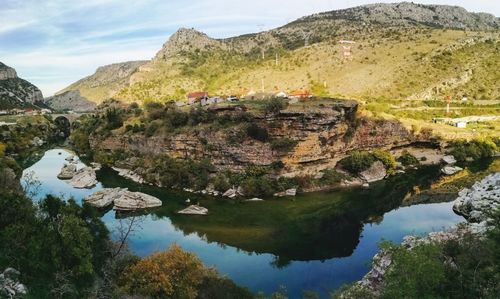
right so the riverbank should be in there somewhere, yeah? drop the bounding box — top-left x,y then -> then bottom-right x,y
338,172 -> 500,298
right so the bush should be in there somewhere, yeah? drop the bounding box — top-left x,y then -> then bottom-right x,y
449,139 -> 497,162
372,149 -> 396,170
241,176 -> 275,197
246,123 -> 269,142
320,169 -> 345,185
264,98 -> 287,114
339,151 -> 375,173
398,151 -> 420,166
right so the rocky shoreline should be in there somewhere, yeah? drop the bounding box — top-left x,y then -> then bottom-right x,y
84,188 -> 162,211
341,172 -> 499,297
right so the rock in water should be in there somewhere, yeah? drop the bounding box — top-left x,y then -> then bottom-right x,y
68,167 -> 98,189
178,205 -> 208,215
360,161 -> 387,183
453,172 -> 500,223
441,155 -> 457,164
57,163 -> 77,179
113,191 -> 162,211
441,166 -> 463,175
84,188 -> 124,208
112,167 -> 145,184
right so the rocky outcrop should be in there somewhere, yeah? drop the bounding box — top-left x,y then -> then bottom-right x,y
441,155 -> 457,165
90,102 -> 415,179
112,167 -> 146,184
177,205 -> 208,215
359,161 -> 387,183
84,188 -> 162,211
44,90 -> 96,112
453,173 -> 500,223
0,61 -> 44,107
441,166 -> 463,175
0,62 -> 17,80
57,163 -> 77,179
0,268 -> 27,298
68,167 -> 98,189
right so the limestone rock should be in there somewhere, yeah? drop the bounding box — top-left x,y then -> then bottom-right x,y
441,155 -> 457,164
85,188 -> 162,211
441,166 -> 463,175
246,198 -> 264,202
113,191 -> 162,211
57,163 -> 77,179
112,167 -> 145,184
360,161 -> 387,183
84,188 -> 124,208
177,205 -> 208,215
285,188 -> 297,196
68,167 -> 97,189
453,172 -> 500,223
223,188 -> 238,198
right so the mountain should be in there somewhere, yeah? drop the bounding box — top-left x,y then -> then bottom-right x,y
56,2 -> 499,105
0,62 -> 44,109
44,90 -> 96,112
53,61 -> 147,106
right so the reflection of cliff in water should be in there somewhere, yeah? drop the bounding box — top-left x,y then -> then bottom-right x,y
169,165 -> 454,264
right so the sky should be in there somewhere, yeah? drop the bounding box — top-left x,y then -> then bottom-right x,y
0,0 -> 498,96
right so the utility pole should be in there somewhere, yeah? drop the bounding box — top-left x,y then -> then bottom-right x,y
302,31 -> 312,47
275,52 -> 279,66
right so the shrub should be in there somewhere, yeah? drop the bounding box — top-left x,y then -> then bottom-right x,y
212,175 -> 230,192
246,123 -> 269,142
264,98 -> 287,114
449,139 -> 497,162
398,151 -> 420,166
372,149 -> 397,170
338,151 -> 375,173
240,176 -> 275,197
320,169 -> 345,185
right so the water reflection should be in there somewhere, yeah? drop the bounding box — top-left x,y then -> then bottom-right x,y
22,149 -> 465,298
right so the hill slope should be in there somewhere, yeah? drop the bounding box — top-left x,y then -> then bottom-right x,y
57,2 -> 499,105
0,62 -> 44,109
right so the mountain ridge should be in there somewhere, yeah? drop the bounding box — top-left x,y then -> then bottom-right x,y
54,2 -> 500,107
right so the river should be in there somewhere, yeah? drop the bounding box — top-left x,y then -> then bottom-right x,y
22,148 -> 466,298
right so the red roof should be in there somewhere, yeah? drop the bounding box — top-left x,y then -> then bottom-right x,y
289,90 -> 312,98
187,91 -> 208,99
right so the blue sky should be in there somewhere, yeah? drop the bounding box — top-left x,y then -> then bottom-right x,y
0,0 -> 498,96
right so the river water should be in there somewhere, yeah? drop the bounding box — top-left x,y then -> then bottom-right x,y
22,148 -> 465,298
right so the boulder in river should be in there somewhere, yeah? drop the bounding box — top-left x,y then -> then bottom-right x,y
68,167 -> 97,189
84,188 -> 124,208
84,188 -> 162,211
223,188 -> 238,198
441,155 -> 457,165
178,205 -> 208,215
57,163 -> 77,179
441,166 -> 463,175
113,190 -> 162,211
359,161 -> 387,183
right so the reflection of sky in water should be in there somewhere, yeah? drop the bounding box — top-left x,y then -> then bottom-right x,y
23,149 -> 464,298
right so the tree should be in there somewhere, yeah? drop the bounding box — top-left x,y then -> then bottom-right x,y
120,244 -> 205,299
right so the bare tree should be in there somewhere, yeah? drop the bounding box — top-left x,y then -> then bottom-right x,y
21,170 -> 41,199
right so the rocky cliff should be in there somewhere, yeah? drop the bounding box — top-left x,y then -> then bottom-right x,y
0,62 -> 44,109
89,100 -> 415,178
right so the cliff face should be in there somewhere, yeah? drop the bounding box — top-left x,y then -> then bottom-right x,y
89,101 -> 414,177
0,62 -> 44,109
